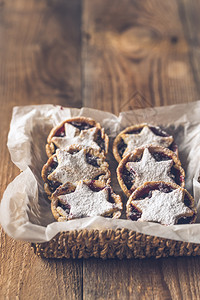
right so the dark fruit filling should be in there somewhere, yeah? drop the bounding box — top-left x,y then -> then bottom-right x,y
48,180 -> 61,191
149,126 -> 169,137
125,126 -> 169,137
85,153 -> 106,180
70,149 -> 79,155
46,157 -> 61,191
88,180 -> 104,192
55,125 -> 65,137
169,142 -> 178,153
129,206 -> 142,221
88,181 -> 114,202
128,128 -> 143,135
118,139 -> 127,157
70,121 -> 93,130
93,175 -> 101,180
107,189 -> 115,203
86,153 -> 99,167
183,193 -> 191,207
147,151 -> 183,185
157,183 -> 174,193
136,183 -> 174,200
46,157 -> 58,176
151,152 -> 171,161
122,168 -> 135,190
170,166 -> 183,186
96,131 -> 105,151
118,129 -> 142,157
177,214 -> 195,224
59,202 -> 71,214
57,185 -> 74,195
54,121 -> 93,137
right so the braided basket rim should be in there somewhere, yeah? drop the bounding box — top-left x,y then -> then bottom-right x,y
31,229 -> 200,259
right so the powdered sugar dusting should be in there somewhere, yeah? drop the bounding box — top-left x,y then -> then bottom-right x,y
122,126 -> 173,156
133,188 -> 193,225
52,127 -> 100,150
126,148 -> 174,187
48,148 -> 103,183
58,181 -> 117,219
64,123 -> 80,138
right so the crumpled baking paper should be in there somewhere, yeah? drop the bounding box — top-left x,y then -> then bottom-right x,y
1,102 -> 200,244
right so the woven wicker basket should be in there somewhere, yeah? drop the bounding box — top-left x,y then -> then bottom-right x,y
32,229 -> 200,259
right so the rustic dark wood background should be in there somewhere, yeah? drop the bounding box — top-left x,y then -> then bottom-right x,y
1,0 -> 200,299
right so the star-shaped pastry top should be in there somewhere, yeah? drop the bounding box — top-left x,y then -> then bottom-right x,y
52,127 -> 100,151
126,148 -> 174,188
132,188 -> 194,225
64,123 -> 80,138
48,148 -> 103,183
122,126 -> 173,157
58,181 -> 118,219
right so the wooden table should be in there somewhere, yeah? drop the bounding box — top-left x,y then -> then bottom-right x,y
1,0 -> 200,299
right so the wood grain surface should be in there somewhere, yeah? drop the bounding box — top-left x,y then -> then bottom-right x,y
0,1 -> 83,299
1,0 -> 200,299
82,0 -> 200,113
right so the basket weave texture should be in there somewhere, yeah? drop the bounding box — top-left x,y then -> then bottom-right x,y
32,229 -> 200,259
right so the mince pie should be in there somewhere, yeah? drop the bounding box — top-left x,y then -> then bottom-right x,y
46,117 -> 109,157
113,123 -> 178,162
51,180 -> 123,221
117,146 -> 185,197
126,181 -> 197,225
42,145 -> 111,196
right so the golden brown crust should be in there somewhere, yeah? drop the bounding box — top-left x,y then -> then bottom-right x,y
51,182 -> 76,221
126,181 -> 197,224
46,143 -> 56,159
42,153 -> 59,197
46,117 -> 109,157
51,180 -> 123,221
100,127 -> 109,156
113,123 -> 178,163
42,145 -> 111,197
117,146 -> 185,198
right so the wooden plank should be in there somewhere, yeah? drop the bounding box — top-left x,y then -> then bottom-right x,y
82,0 -> 200,299
0,0 -> 81,107
83,257 -> 200,300
0,234 -> 83,300
82,0 -> 200,114
0,0 -> 82,299
177,0 -> 200,96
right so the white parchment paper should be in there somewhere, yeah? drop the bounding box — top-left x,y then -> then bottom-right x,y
1,102 -> 200,244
